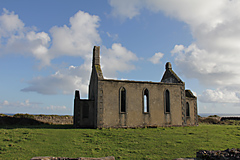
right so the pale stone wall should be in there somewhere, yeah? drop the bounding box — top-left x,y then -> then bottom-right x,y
33,115 -> 73,125
97,79 -> 184,128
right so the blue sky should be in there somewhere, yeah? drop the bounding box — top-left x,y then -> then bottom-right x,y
1,0 -> 240,115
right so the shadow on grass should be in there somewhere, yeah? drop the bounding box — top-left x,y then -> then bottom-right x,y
0,116 -> 74,129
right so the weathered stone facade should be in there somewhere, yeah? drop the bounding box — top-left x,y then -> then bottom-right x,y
74,46 -> 198,128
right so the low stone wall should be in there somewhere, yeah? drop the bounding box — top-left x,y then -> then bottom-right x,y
33,115 -> 73,125
198,116 -> 221,124
31,156 -> 115,160
196,148 -> 240,160
0,114 -> 73,125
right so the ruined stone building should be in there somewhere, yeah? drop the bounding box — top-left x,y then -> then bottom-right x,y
74,46 -> 198,128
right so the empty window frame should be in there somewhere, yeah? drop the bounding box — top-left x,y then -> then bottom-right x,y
186,102 -> 190,117
165,89 -> 170,113
143,88 -> 149,113
120,87 -> 126,113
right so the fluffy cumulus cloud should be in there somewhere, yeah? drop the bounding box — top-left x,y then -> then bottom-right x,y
0,8 -> 24,37
0,9 -> 51,66
109,0 -> 240,104
49,10 -> 101,57
101,43 -> 138,78
0,8 -> 138,96
0,9 -> 101,67
148,52 -> 164,64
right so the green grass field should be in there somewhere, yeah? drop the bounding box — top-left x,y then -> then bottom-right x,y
0,124 -> 239,160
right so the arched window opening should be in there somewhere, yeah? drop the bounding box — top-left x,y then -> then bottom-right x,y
143,89 -> 149,113
120,87 -> 126,113
186,102 -> 190,117
165,90 -> 170,113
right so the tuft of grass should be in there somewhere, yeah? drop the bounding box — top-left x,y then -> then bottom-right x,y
0,124 -> 239,159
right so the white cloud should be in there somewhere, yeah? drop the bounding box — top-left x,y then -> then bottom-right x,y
49,10 -> 101,57
109,0 -> 240,104
1,9 -> 138,96
106,32 -> 119,41
199,88 -> 240,104
21,43 -> 138,95
46,105 -> 67,111
0,8 -> 24,37
101,43 -> 138,78
148,52 -> 164,64
19,10 -> 103,95
3,100 -> 9,105
0,99 -> 35,108
0,9 -> 51,67
21,64 -> 90,95
109,0 -> 142,20
0,9 -> 101,67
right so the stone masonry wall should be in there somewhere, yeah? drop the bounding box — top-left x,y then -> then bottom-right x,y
33,115 -> 73,125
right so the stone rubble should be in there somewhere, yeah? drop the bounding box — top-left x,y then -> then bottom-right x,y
196,148 -> 240,160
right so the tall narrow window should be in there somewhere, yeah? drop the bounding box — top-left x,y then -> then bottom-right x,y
120,87 -> 126,113
143,89 -> 149,113
165,90 -> 170,113
186,102 -> 190,117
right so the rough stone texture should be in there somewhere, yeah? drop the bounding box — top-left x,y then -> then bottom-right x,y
74,46 -> 198,129
31,156 -> 115,160
185,90 -> 198,126
196,148 -> 240,160
33,115 -> 73,125
98,79 -> 185,128
0,114 -> 73,125
198,116 -> 221,124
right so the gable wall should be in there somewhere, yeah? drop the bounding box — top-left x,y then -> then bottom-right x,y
97,80 -> 184,128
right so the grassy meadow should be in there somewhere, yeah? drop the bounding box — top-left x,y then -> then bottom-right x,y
0,124 -> 240,160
